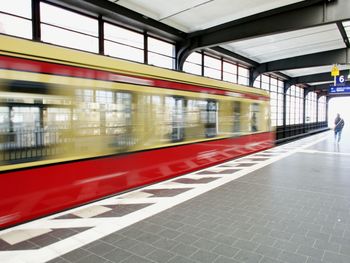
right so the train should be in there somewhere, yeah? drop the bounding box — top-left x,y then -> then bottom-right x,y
0,34 -> 274,228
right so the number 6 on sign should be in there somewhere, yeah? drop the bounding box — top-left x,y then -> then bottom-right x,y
336,75 -> 345,85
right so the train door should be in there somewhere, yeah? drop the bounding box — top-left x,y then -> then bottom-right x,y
165,96 -> 184,142
233,101 -> 241,135
205,100 -> 217,138
250,103 -> 260,132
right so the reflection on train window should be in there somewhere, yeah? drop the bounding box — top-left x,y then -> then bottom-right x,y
12,107 -> 40,148
74,89 -> 133,140
45,107 -> 72,145
250,103 -> 260,132
0,107 -> 10,132
186,99 -> 204,139
165,97 -> 184,142
233,101 -> 241,134
76,89 -> 94,102
204,100 -> 217,138
186,99 -> 217,138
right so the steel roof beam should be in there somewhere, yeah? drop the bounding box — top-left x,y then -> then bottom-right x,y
177,0 -> 350,68
189,0 -> 349,49
290,70 -> 349,84
255,48 -> 350,74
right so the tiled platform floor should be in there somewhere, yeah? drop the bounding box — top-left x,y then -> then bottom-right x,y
2,130 -> 350,263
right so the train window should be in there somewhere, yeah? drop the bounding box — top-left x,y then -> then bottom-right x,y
12,107 -> 40,148
45,108 -> 72,146
233,101 -> 241,134
250,103 -> 260,132
165,97 -> 184,142
0,107 -> 9,132
205,100 -> 218,137
76,89 -> 93,102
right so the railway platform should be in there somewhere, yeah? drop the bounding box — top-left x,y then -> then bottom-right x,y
1,130 -> 350,263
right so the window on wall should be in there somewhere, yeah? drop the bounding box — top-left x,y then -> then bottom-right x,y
318,96 -> 327,122
104,23 -> 144,63
40,2 -> 98,53
295,86 -> 304,124
183,52 -> 202,75
238,66 -> 249,85
223,61 -> 237,83
253,75 -> 261,88
305,92 -> 317,123
204,55 -> 221,80
286,85 -> 304,125
0,0 -> 32,39
147,37 -> 175,69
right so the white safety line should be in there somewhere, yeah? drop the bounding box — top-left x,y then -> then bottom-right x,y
0,132 -> 329,263
298,149 -> 350,156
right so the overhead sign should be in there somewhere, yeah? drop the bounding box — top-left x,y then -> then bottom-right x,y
331,65 -> 339,76
329,85 -> 350,94
336,75 -> 346,85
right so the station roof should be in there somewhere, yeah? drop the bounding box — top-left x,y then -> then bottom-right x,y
76,0 -> 350,94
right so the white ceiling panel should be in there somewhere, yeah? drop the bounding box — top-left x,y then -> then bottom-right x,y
282,64 -> 350,77
220,24 -> 345,63
115,0 -> 305,32
308,81 -> 333,86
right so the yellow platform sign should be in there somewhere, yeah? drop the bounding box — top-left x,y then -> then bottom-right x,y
331,65 -> 339,76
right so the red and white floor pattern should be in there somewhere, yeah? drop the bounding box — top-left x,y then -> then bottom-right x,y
0,133 -> 329,263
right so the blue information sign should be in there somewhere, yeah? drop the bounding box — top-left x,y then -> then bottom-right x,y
329,86 -> 350,94
335,75 -> 346,85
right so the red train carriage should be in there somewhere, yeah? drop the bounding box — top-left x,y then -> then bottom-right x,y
0,35 -> 274,228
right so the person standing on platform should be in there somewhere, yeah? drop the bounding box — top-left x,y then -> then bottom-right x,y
334,113 -> 345,143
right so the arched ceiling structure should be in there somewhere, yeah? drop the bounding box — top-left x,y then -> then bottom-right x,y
55,0 -> 350,96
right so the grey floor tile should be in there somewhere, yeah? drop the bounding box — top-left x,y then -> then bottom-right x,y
193,238 -> 218,250
174,233 -> 200,245
234,250 -> 262,263
61,248 -> 92,262
167,255 -> 196,263
255,244 -> 282,259
190,249 -> 219,263
213,256 -> 240,263
103,248 -> 132,262
126,242 -> 155,257
120,255 -> 154,263
86,242 -> 116,256
323,251 -> 350,263
273,240 -> 299,253
233,239 -> 258,251
314,239 -> 340,253
76,254 -> 107,263
297,245 -> 324,260
158,229 -> 182,239
113,237 -> 137,249
146,248 -> 175,263
153,238 -> 179,250
212,234 -> 237,246
171,243 -> 198,257
277,251 -> 307,263
212,244 -> 239,258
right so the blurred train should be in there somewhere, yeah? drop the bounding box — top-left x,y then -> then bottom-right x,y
0,34 -> 274,228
